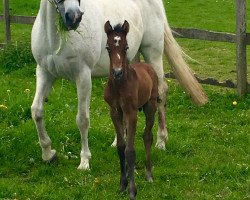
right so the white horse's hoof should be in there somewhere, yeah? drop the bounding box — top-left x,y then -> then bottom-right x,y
77,161 -> 90,170
48,152 -> 58,163
155,141 -> 166,150
42,149 -> 57,161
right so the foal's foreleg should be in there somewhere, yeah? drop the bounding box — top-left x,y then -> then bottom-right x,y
125,110 -> 137,200
110,107 -> 127,192
76,70 -> 92,170
31,66 -> 56,162
143,100 -> 157,182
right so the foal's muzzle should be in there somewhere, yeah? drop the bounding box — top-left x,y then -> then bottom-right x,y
113,68 -> 123,80
65,9 -> 83,30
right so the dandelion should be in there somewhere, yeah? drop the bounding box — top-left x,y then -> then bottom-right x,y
0,104 -> 8,109
233,101 -> 237,106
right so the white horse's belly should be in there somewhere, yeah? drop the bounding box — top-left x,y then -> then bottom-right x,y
91,56 -> 109,77
43,54 -> 81,80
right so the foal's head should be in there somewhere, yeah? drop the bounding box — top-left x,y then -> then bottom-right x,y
104,20 -> 130,80
54,0 -> 83,30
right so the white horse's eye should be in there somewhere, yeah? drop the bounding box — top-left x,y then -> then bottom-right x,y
55,0 -> 64,4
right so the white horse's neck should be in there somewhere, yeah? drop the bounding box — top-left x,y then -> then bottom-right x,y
40,0 -> 60,51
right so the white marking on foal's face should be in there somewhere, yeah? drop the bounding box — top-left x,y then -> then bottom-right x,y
114,36 -> 121,47
117,53 -> 121,60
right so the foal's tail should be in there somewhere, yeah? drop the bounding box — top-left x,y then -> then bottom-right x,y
163,21 -> 208,105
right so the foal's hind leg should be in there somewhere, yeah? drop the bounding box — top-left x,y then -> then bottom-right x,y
76,69 -> 92,170
143,100 -> 157,182
31,66 -> 56,162
141,47 -> 169,150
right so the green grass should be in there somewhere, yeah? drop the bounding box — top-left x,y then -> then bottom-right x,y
0,0 -> 250,199
0,66 -> 249,199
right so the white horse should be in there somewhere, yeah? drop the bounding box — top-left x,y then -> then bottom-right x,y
31,0 -> 208,170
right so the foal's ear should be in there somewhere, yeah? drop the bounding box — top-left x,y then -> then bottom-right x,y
104,21 -> 113,34
122,20 -> 129,35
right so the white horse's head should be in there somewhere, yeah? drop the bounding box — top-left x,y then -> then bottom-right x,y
54,0 -> 83,30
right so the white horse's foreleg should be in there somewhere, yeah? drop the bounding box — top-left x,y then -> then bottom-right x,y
76,69 -> 92,170
141,47 -> 168,150
31,66 -> 56,161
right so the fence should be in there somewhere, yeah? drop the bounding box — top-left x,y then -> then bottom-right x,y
0,0 -> 249,95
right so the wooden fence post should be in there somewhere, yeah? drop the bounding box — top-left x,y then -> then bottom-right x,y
236,0 -> 248,95
3,0 -> 11,43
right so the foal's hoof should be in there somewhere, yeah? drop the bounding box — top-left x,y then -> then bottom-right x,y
129,191 -> 137,200
146,172 -> 154,183
129,185 -> 137,200
146,176 -> 153,183
120,179 -> 128,193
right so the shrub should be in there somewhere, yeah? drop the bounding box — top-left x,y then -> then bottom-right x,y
0,41 -> 35,73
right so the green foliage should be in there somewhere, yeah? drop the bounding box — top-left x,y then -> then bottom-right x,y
0,42 -> 34,73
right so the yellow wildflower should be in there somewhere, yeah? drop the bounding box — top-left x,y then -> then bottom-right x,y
233,101 -> 237,106
0,104 -> 8,109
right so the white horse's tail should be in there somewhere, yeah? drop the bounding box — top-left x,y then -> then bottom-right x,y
164,22 -> 208,105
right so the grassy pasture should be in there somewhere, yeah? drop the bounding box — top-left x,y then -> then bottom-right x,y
0,0 -> 250,199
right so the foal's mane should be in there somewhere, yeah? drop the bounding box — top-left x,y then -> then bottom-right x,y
113,24 -> 126,34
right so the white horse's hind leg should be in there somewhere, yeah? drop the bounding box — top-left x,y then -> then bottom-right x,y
156,81 -> 168,150
111,136 -> 117,147
141,47 -> 168,150
76,69 -> 92,170
31,66 -> 57,161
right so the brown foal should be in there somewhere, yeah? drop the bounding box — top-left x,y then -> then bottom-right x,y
104,20 -> 159,200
